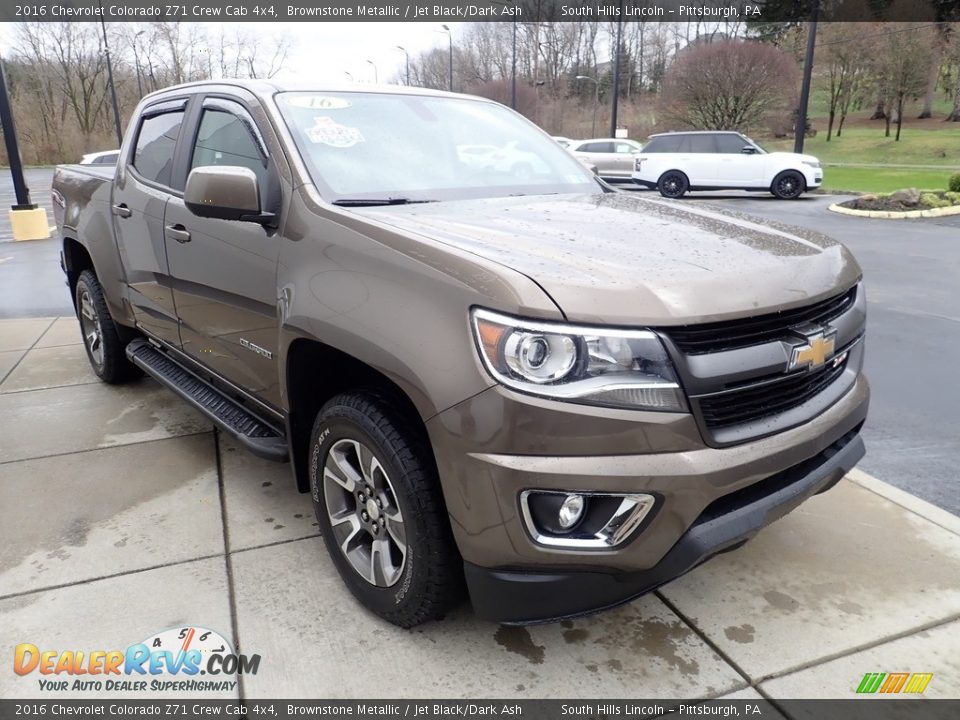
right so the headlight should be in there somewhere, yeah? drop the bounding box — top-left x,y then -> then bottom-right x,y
471,308 -> 687,412
802,160 -> 821,169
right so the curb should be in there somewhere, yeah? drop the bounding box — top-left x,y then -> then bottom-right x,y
846,468 -> 960,537
828,202 -> 960,219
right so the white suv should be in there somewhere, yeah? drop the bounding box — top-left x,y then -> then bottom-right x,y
632,131 -> 823,199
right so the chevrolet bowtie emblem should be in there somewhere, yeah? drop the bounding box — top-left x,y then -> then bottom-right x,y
789,329 -> 837,372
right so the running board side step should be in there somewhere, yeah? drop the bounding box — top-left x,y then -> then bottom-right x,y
126,339 -> 288,461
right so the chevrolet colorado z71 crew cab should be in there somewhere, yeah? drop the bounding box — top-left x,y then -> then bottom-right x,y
52,81 -> 868,627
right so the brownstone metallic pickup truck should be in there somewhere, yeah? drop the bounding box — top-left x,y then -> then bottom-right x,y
52,80 -> 868,627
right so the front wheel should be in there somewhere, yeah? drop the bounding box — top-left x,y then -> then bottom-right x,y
658,170 -> 689,198
309,391 -> 463,627
771,170 -> 806,199
75,270 -> 139,384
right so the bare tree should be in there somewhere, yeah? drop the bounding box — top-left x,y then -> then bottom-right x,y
820,23 -> 870,140
660,40 -> 799,130
872,23 -> 935,139
946,22 -> 960,121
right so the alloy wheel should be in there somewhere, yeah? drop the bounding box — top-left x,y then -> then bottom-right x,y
322,438 -> 407,587
79,289 -> 104,367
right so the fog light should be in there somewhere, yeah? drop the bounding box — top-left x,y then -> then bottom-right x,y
558,494 -> 585,529
521,490 -> 657,549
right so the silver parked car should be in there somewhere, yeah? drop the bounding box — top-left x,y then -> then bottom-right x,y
79,150 -> 120,165
569,138 -> 643,180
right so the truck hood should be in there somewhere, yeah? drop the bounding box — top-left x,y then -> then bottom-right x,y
356,193 -> 860,325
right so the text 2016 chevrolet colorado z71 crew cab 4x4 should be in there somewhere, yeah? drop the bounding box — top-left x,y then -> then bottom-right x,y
52,81 -> 868,627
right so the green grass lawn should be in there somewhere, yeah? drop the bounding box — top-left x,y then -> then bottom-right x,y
764,126 -> 960,168
819,167 -> 955,194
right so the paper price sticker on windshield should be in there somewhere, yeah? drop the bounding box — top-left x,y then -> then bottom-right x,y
305,117 -> 364,148
287,95 -> 352,110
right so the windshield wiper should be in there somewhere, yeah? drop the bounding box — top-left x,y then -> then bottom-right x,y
332,197 -> 436,207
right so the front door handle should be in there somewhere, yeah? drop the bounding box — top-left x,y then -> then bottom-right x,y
112,203 -> 131,218
165,224 -> 191,244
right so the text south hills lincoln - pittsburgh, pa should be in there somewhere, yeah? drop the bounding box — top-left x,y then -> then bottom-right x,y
560,3 -> 763,17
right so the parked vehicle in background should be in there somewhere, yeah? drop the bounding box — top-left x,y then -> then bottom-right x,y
456,140 -> 549,180
52,80 -> 867,629
79,150 -> 120,165
569,138 -> 644,180
552,136 -> 573,148
633,131 -> 823,199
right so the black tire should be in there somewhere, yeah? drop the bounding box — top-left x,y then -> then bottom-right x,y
309,391 -> 463,627
771,170 -> 806,199
658,170 -> 689,198
75,270 -> 139,384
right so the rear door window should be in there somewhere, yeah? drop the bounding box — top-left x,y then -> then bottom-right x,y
579,141 -> 614,153
678,135 -> 716,153
132,110 -> 185,187
643,136 -> 682,153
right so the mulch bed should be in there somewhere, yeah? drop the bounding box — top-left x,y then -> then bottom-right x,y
839,191 -> 959,212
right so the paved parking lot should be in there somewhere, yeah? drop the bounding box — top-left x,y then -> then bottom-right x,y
1,316 -> 959,701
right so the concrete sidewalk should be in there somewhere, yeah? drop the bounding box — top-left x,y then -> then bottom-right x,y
1,317 -> 958,702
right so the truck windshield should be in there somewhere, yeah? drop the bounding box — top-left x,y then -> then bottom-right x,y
275,91 -> 597,203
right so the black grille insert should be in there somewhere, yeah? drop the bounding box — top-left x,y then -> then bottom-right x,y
664,286 -> 857,355
698,358 -> 848,429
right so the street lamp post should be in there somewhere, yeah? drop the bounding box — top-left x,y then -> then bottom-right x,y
576,75 -> 600,137
609,0 -> 623,138
97,1 -> 123,147
511,19 -> 517,109
366,60 -> 378,84
441,24 -> 453,92
396,46 -> 410,85
794,1 -> 820,154
132,30 -> 145,99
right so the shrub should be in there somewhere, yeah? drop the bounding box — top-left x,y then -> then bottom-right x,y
920,193 -> 949,208
945,191 -> 960,205
949,173 -> 960,192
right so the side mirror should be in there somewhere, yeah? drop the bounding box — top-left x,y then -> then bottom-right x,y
741,146 -> 758,155
185,166 -> 271,223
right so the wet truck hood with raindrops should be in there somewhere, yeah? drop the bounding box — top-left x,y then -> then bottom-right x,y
354,192 -> 862,326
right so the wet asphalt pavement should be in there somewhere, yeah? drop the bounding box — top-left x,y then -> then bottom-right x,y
2,169 -> 957,514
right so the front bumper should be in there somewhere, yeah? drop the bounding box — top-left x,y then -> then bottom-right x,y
427,369 -> 869,622
464,426 -> 864,623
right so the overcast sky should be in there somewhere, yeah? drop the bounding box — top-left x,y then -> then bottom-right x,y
0,21 -> 465,84
269,22 -> 465,83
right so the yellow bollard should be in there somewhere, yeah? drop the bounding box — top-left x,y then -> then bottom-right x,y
9,207 -> 51,241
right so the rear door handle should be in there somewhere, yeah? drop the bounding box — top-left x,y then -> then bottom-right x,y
112,203 -> 131,218
165,224 -> 191,244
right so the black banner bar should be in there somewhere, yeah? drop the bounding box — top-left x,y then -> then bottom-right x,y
1,0 -> 959,23
2,700 -> 960,720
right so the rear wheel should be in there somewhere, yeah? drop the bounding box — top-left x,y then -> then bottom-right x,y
658,170 -> 689,198
771,170 -> 805,199
75,270 -> 139,384
309,391 -> 463,627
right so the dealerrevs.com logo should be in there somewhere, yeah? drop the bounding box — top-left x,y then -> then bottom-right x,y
13,626 -> 260,693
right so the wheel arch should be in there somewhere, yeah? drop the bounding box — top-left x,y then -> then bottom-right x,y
283,337 -> 436,494
61,236 -> 95,312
